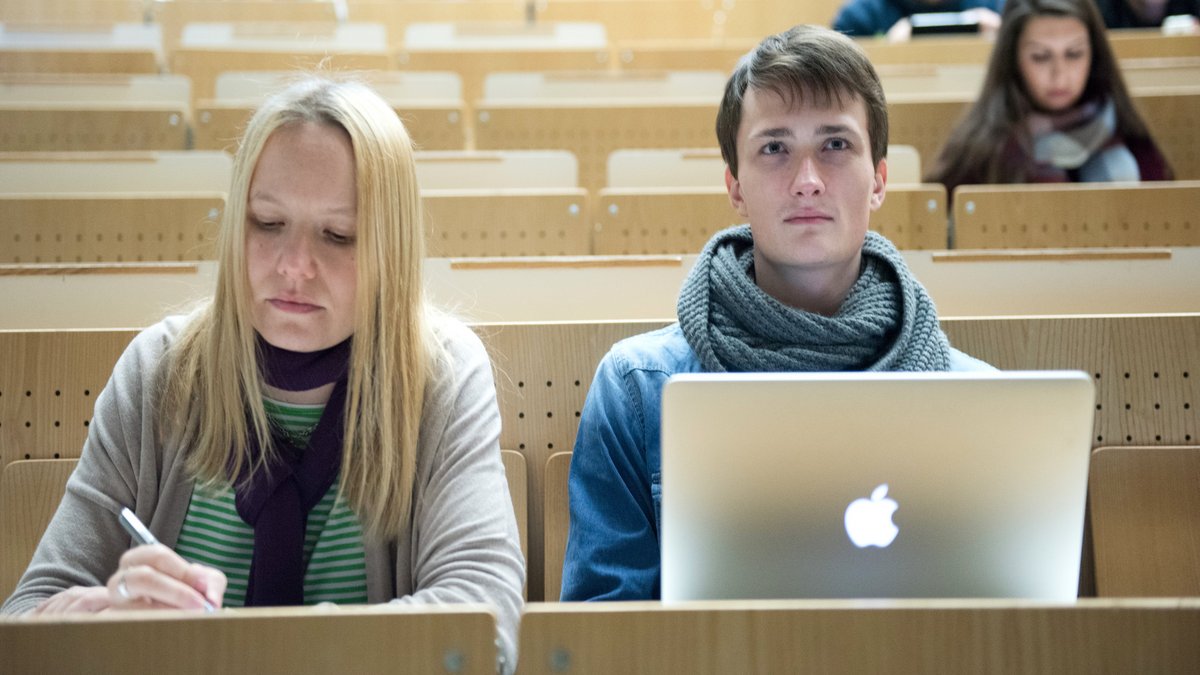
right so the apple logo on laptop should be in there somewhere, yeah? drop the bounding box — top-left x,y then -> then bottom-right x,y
844,484 -> 899,548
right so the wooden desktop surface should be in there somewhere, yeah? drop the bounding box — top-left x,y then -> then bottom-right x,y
0,604 -> 498,674
519,599 -> 1200,674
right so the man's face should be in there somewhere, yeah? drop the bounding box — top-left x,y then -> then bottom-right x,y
725,86 -> 886,307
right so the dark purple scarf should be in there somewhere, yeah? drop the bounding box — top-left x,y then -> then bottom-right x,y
234,333 -> 352,606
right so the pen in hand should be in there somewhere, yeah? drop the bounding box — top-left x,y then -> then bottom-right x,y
118,507 -> 217,613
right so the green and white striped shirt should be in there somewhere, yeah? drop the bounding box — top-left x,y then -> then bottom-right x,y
174,397 -> 368,606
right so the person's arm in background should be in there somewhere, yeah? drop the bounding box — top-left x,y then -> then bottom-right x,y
833,0 -> 904,37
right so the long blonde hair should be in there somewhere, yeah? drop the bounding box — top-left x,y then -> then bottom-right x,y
162,77 -> 435,539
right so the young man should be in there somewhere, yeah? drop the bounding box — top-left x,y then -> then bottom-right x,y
560,25 -> 992,601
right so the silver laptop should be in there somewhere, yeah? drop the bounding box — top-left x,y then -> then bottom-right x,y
660,371 -> 1095,602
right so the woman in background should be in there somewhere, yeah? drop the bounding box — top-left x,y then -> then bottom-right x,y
925,0 -> 1173,195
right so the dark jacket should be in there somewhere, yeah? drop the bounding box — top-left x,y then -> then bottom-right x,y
1093,0 -> 1199,28
832,0 -> 1004,37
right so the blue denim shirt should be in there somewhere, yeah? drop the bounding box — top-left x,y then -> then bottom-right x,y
560,323 -> 995,601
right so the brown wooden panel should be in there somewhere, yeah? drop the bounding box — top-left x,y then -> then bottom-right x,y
0,1 -> 144,23
0,458 -> 77,600
873,183 -> 947,249
593,184 -> 947,255
860,35 -> 995,65
537,0 -> 719,42
0,193 -> 224,263
1090,445 -> 1200,596
423,189 -> 590,257
0,329 -> 138,467
194,102 -> 466,153
0,49 -> 158,75
519,600 -> 1200,674
499,448 -> 529,577
888,95 -> 972,179
1109,30 -> 1200,59
592,187 -> 738,255
0,606 -> 498,674
1136,89 -> 1200,181
0,107 -> 188,151
942,315 -> 1200,448
953,181 -> 1200,249
611,38 -> 756,72
542,451 -> 571,602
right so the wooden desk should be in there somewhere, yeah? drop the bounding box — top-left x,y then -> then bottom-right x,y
518,599 -> 1200,673
0,605 -> 499,674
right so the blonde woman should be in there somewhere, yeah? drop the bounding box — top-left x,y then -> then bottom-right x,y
2,78 -> 524,668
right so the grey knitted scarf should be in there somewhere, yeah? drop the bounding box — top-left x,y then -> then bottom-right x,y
677,225 -> 951,372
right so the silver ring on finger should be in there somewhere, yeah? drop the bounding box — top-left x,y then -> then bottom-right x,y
117,572 -> 131,600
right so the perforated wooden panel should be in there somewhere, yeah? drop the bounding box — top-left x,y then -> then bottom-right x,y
953,182 -> 1200,249
0,194 -> 224,263
423,190 -> 590,257
0,50 -> 159,75
872,183 -> 947,249
943,315 -> 1199,447
594,184 -> 948,255
474,103 -> 718,194
1137,90 -> 1200,180
474,319 -> 669,601
593,187 -> 738,255
194,103 -> 467,153
0,107 -> 189,151
0,329 -> 137,467
191,105 -> 250,153
1089,445 -> 1200,596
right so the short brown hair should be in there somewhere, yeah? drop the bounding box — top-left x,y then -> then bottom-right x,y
716,25 -> 889,178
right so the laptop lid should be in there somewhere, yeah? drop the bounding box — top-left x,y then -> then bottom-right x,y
660,370 -> 1095,602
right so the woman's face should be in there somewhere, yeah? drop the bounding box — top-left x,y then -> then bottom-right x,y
245,121 -> 359,353
1017,15 -> 1093,113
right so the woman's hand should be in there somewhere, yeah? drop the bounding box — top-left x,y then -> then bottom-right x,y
32,544 -> 226,615
104,544 -> 226,611
32,586 -> 111,614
